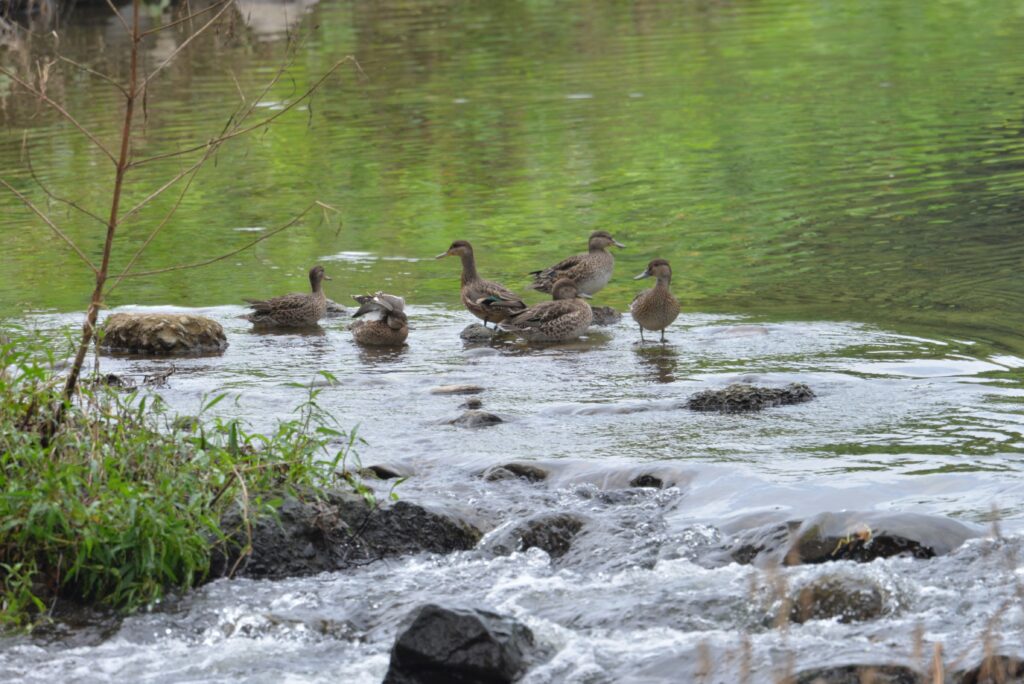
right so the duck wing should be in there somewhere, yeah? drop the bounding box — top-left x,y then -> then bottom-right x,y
245,292 -> 308,313
528,253 -> 586,291
470,279 -> 526,311
503,300 -> 577,330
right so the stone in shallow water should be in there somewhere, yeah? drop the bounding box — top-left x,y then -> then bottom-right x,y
789,665 -> 926,684
430,384 -> 485,395
323,299 -> 348,317
483,512 -> 586,559
787,575 -> 887,624
384,604 -> 538,684
482,462 -> 549,483
460,323 -> 496,341
686,382 -> 814,412
100,313 -> 228,355
449,409 -> 503,428
955,655 -> 1024,684
589,305 -> 622,326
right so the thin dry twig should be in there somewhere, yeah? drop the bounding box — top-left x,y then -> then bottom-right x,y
0,65 -> 117,164
0,177 -> 98,272
21,132 -> 108,227
142,0 -> 237,88
140,0 -> 234,38
104,0 -> 132,36
57,56 -> 127,96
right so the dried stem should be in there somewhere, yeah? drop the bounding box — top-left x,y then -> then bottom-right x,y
142,0 -> 237,89
57,56 -> 127,96
140,0 -> 235,38
21,132 -> 108,227
0,178 -> 98,272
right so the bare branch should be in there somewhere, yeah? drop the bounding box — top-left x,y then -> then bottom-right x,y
140,0 -> 234,38
0,66 -> 117,164
21,132 -> 108,227
117,150 -> 214,226
0,177 -> 98,272
131,56 -> 362,168
118,202 -> 326,278
142,0 -> 236,88
104,0 -> 132,36
57,56 -> 127,96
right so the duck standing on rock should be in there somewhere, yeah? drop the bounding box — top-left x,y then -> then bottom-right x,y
498,278 -> 593,342
351,292 -> 409,346
528,230 -> 625,297
436,240 -> 527,328
244,265 -> 330,328
630,259 -> 680,342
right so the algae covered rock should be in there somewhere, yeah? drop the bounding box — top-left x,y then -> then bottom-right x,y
686,382 -> 814,412
787,575 -> 888,624
101,313 -> 227,355
589,305 -> 622,326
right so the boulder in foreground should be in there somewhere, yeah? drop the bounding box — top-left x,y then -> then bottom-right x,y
686,382 -> 814,412
101,313 -> 227,355
788,664 -> 926,684
384,604 -> 539,684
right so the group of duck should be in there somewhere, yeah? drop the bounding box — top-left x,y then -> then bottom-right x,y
243,231 -> 680,346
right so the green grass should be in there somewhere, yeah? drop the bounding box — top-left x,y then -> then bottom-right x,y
0,328 -> 368,632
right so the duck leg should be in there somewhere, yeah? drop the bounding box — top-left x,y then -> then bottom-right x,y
639,326 -> 645,343
660,329 -> 666,343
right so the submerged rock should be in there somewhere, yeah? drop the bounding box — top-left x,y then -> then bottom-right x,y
629,474 -> 664,489
430,384 -> 485,395
324,299 -> 348,317
449,409 -> 503,428
726,511 -> 982,566
460,324 -> 496,342
459,397 -> 484,410
357,463 -> 413,481
956,655 -> 1024,684
589,306 -> 622,326
482,462 -> 549,483
686,382 -> 814,412
215,491 -> 481,580
384,604 -> 539,684
101,313 -> 227,355
787,575 -> 888,624
789,665 -> 926,684
484,513 -> 586,559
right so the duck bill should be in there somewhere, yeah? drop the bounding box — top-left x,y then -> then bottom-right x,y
434,250 -> 451,259
323,274 -> 333,280
579,292 -> 594,299
612,240 -> 626,248
633,269 -> 652,280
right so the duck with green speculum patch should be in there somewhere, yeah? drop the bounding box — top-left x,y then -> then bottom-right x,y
528,230 -> 625,297
436,240 -> 527,328
244,265 -> 331,328
351,292 -> 409,346
630,258 -> 680,343
498,278 -> 593,342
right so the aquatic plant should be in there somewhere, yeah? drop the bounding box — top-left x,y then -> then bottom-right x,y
0,331 -> 368,632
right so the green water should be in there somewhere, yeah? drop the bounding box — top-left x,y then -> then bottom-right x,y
2,0 -> 1023,353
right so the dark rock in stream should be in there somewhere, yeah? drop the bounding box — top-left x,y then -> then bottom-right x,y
323,299 -> 348,317
459,397 -> 484,410
686,382 -> 814,412
589,306 -> 622,326
482,462 -> 549,483
449,409 -> 503,428
786,575 -> 888,624
101,313 -> 227,355
483,513 -> 586,559
629,473 -> 664,489
788,665 -> 926,684
725,511 -> 983,567
214,490 -> 481,580
430,384 -> 485,395
955,655 -> 1024,684
357,463 -> 413,480
384,604 -> 539,684
460,323 -> 496,342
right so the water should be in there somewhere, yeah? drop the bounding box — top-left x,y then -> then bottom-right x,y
2,0 -> 1024,681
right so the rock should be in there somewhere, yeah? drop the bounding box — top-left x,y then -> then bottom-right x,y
686,382 -> 814,412
956,655 -> 1024,684
324,299 -> 348,317
787,575 -> 887,624
358,463 -> 413,480
384,604 -> 538,684
484,513 -> 586,559
100,313 -> 227,355
629,474 -> 663,489
449,410 -> 503,428
789,665 -> 926,684
459,398 -> 483,410
215,491 -> 481,580
430,384 -> 485,395
589,306 -> 622,326
482,462 -> 549,483
460,324 -> 495,342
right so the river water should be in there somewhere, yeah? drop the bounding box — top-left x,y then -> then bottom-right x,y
1,0 -> 1023,682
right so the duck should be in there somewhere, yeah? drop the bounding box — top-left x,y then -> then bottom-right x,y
436,240 -> 527,328
630,258 -> 680,342
350,292 -> 409,346
528,230 -> 625,296
244,265 -> 330,328
498,278 -> 593,342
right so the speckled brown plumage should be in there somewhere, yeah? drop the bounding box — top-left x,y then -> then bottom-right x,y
351,292 -> 409,346
528,231 -> 625,296
499,278 -> 593,342
436,240 -> 526,327
244,265 -> 330,328
630,259 -> 679,342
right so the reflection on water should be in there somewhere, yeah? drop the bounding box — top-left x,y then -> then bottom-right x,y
634,344 -> 679,384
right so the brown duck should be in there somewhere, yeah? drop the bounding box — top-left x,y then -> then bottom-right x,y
528,230 -> 625,296
630,258 -> 680,342
436,240 -> 526,328
351,292 -> 408,346
244,265 -> 330,328
498,278 -> 593,342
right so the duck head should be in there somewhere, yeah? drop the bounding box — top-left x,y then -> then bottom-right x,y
309,265 -> 331,291
634,258 -> 672,283
588,230 -> 626,251
435,240 -> 474,259
550,278 -> 581,301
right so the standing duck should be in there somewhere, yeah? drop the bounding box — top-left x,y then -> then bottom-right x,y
630,259 -> 680,342
351,292 -> 408,346
528,230 -> 625,296
244,265 -> 330,328
436,240 -> 527,328
498,278 -> 593,342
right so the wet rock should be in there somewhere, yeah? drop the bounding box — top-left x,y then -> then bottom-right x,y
460,397 -> 484,410
589,306 -> 622,326
726,512 -> 982,566
460,324 -> 495,341
430,384 -> 485,395
630,474 -> 664,489
449,409 -> 503,428
482,462 -> 549,483
484,513 -> 586,559
101,313 -> 227,355
324,299 -> 348,317
358,463 -> 413,480
787,575 -> 887,624
956,655 -> 1024,684
216,490 -> 481,580
686,382 -> 814,412
384,604 -> 538,684
789,665 -> 926,684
